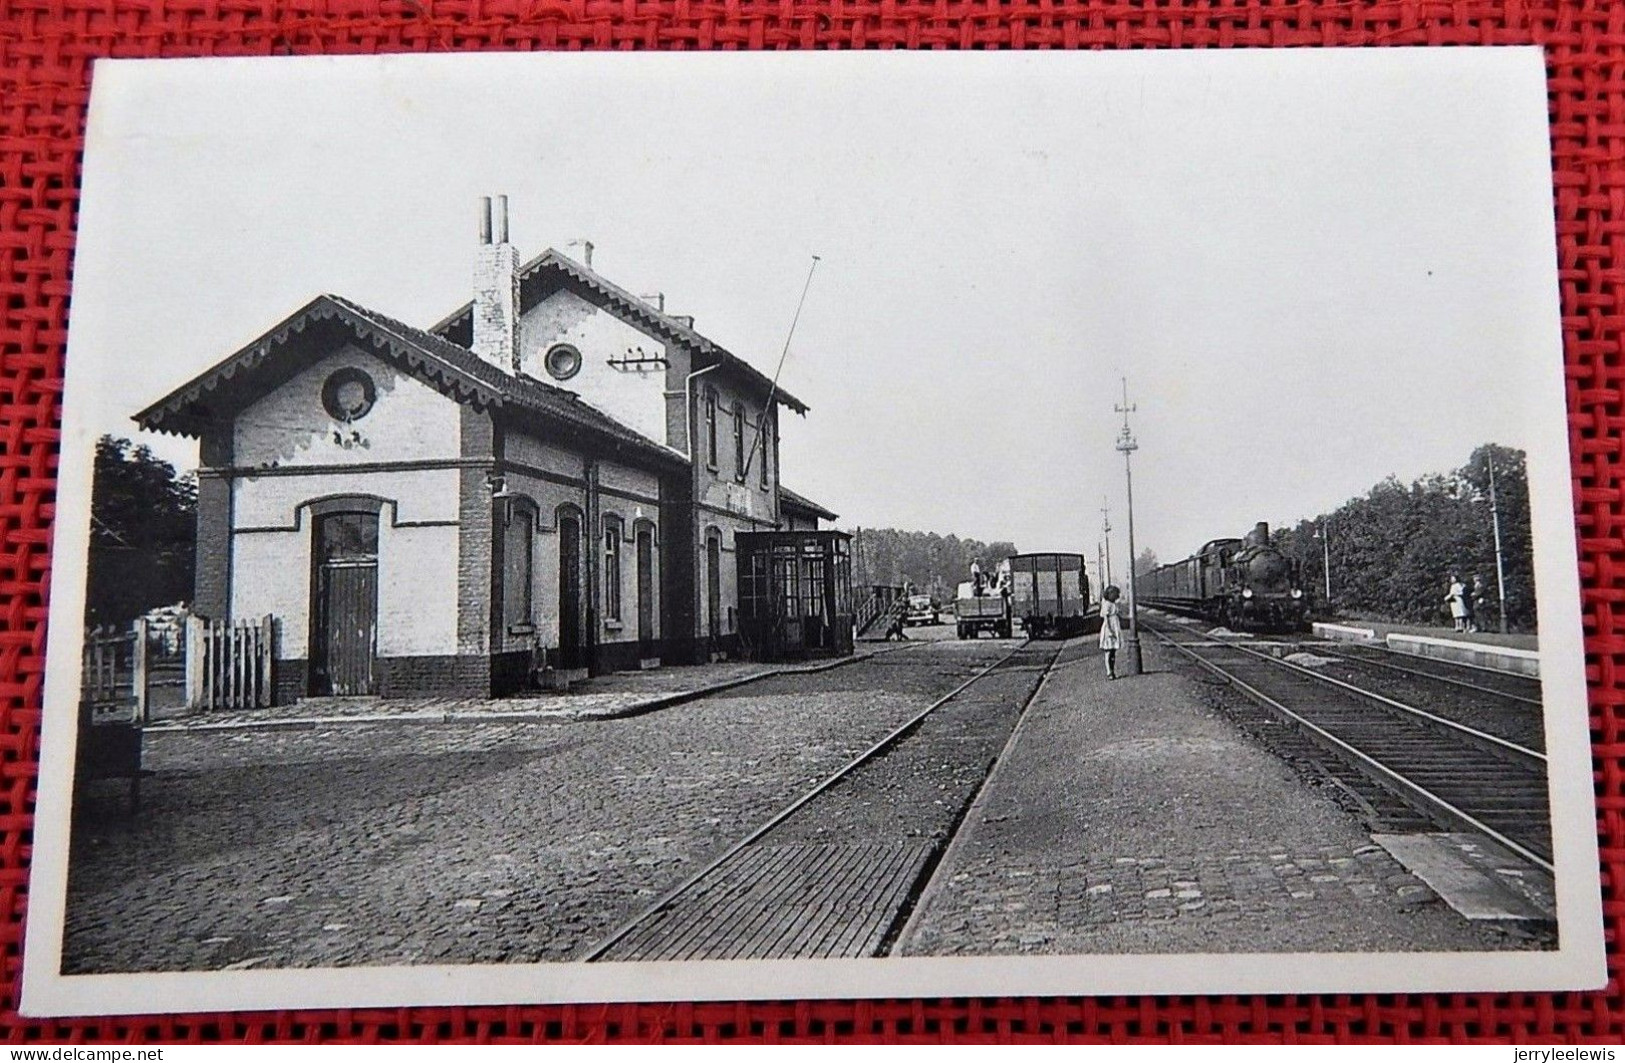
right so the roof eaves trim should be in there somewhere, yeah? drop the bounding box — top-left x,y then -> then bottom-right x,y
778,485 -> 839,521
432,250 -> 810,415
134,295 -> 504,437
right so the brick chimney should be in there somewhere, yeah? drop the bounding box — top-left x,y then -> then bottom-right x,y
473,195 -> 521,372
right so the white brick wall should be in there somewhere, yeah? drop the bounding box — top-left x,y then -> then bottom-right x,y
233,345 -> 460,469
231,467 -> 462,660
473,243 -> 522,371
519,288 -> 674,447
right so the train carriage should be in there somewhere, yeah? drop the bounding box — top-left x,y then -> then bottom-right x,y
1008,552 -> 1095,639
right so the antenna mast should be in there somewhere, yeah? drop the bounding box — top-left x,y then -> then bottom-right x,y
744,255 -> 821,480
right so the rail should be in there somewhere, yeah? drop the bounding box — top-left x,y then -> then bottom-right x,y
1144,620 -> 1552,874
1312,644 -> 1540,707
579,637 -> 1053,961
1207,637 -> 1543,768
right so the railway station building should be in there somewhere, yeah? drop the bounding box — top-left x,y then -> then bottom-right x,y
135,197 -> 844,700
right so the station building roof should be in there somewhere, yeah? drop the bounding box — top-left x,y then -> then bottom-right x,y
133,293 -> 687,471
431,248 -> 809,416
778,485 -> 838,521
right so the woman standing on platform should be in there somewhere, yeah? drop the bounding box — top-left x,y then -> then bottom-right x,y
1099,585 -> 1124,680
1446,574 -> 1469,633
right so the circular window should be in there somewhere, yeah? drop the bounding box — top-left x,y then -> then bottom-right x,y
544,343 -> 584,381
321,367 -> 377,422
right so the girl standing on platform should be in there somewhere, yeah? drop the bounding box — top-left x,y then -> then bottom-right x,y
1099,585 -> 1123,680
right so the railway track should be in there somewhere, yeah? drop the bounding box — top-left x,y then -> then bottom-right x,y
1145,617 -> 1553,874
578,638 -> 1069,963
1308,641 -> 1541,706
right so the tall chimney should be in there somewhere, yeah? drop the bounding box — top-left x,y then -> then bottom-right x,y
473,195 -> 521,373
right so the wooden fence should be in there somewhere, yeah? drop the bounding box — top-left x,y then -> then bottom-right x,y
84,613 -> 278,719
81,621 -> 146,722
185,614 -> 276,711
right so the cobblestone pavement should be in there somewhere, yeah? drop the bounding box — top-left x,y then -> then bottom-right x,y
899,639 -> 1542,956
64,639 -> 1014,973
145,648 -> 907,730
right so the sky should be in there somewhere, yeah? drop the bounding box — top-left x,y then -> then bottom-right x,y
69,49 -> 1567,566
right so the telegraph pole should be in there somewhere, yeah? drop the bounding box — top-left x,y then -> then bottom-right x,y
1115,378 -> 1144,676
1488,451 -> 1509,633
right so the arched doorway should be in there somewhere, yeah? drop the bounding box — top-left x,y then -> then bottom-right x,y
310,507 -> 380,696
706,528 -> 723,644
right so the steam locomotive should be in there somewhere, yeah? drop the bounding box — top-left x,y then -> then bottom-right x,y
1134,522 -> 1310,633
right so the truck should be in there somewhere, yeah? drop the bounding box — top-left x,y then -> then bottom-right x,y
904,594 -> 940,627
955,581 -> 1012,639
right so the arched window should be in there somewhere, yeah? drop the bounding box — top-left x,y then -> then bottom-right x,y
633,519 -> 657,644
705,389 -> 718,470
733,401 -> 747,482
503,497 -> 537,630
603,515 -> 624,623
759,417 -> 771,489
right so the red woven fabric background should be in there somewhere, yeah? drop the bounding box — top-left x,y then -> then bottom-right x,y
1,0 -> 1621,1045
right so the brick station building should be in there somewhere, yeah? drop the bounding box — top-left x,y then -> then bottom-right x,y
136,198 -> 841,700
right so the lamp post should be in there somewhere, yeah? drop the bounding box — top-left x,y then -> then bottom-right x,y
1115,378 -> 1144,676
1318,518 -> 1332,604
1487,451 -> 1509,633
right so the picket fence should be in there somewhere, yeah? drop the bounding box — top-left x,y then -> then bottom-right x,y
184,614 -> 276,711
82,613 -> 277,717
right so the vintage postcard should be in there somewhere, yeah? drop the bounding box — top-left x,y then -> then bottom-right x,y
23,48 -> 1604,1015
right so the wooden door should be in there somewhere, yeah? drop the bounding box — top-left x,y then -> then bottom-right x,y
801,553 -> 828,652
706,534 -> 722,641
312,511 -> 378,696
558,512 -> 583,669
636,527 -> 654,646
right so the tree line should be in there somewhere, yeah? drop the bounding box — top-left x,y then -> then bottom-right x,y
849,528 -> 1019,604
87,435 -> 197,627
85,432 -> 1535,633
1270,443 -> 1534,631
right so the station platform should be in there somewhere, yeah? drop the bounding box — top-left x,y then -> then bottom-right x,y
1311,621 -> 1539,678
897,637 -> 1531,957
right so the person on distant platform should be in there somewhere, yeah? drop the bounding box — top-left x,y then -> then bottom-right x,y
1099,585 -> 1124,680
1462,574 -> 1480,634
1446,574 -> 1469,632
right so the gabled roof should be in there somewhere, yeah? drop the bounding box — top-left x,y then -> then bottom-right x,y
431,248 -> 809,415
134,294 -> 687,470
778,485 -> 838,521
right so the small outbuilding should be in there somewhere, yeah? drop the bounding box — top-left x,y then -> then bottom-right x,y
735,530 -> 854,662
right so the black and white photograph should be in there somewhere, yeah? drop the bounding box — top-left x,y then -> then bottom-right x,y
23,48 -> 1604,1015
